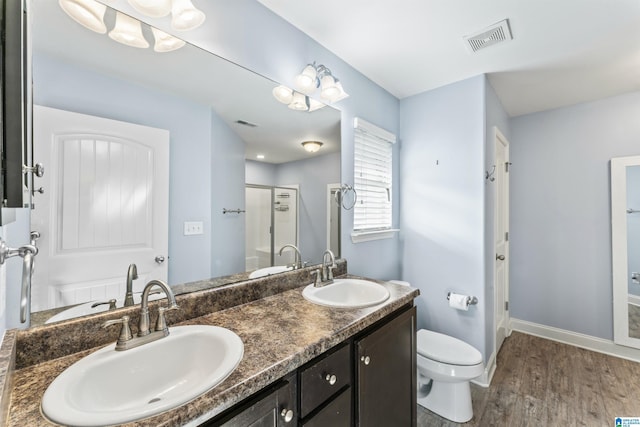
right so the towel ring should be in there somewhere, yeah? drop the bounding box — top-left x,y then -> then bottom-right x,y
335,184 -> 357,210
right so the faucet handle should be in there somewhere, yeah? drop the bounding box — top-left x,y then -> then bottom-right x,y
102,316 -> 133,349
310,269 -> 322,286
155,305 -> 179,334
327,264 -> 336,281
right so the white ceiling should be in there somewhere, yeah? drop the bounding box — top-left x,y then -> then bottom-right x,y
257,0 -> 640,117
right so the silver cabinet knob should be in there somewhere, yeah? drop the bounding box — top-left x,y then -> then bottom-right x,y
496,254 -> 505,261
361,355 -> 370,365
280,409 -> 294,423
325,374 -> 337,385
155,255 -> 165,264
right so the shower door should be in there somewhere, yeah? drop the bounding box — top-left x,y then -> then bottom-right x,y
245,185 -> 298,270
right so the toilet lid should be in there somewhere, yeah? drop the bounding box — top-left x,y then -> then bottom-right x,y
416,329 -> 483,366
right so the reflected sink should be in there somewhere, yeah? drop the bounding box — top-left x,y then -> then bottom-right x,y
42,325 -> 244,426
302,278 -> 390,308
248,265 -> 293,279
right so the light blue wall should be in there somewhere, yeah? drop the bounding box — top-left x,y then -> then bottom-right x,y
510,91 -> 640,340
399,75 -> 488,360
110,0 -> 402,281
210,111 -> 246,277
33,53 -> 216,286
246,160 -> 277,186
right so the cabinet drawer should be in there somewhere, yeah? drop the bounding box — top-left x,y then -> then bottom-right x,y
301,387 -> 351,427
300,342 -> 351,418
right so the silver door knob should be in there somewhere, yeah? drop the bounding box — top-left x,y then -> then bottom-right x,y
496,254 -> 505,261
361,355 -> 370,365
155,255 -> 165,264
280,409 -> 294,423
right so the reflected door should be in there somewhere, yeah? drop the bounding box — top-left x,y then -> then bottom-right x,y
245,186 -> 272,270
31,106 -> 169,311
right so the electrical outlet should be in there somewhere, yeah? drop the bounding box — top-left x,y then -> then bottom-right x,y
184,221 -> 204,236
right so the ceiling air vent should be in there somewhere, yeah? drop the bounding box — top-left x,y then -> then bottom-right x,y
235,120 -> 258,127
463,19 -> 512,53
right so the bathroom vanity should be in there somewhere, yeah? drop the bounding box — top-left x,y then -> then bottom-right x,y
0,264 -> 419,426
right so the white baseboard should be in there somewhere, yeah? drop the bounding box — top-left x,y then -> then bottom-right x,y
510,318 -> 640,363
471,350 -> 496,388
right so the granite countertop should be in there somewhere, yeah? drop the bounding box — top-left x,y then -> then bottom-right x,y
6,278 -> 418,426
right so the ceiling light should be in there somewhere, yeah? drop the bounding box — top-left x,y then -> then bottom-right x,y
128,0 -> 171,18
293,62 -> 348,104
58,0 -> 107,34
109,12 -> 149,48
302,141 -> 323,153
171,0 -> 206,31
151,27 -> 186,52
257,154 -> 265,159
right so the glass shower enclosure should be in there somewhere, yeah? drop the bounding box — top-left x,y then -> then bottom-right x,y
245,185 -> 299,270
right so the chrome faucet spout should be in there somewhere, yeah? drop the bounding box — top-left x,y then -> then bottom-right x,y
138,280 -> 178,337
124,263 -> 138,307
279,244 -> 303,269
322,250 -> 336,282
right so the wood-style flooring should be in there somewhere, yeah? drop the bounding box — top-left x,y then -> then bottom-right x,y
417,331 -> 640,426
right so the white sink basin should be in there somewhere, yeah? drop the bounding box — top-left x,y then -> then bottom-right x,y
248,265 -> 293,279
302,278 -> 390,308
42,325 -> 244,426
45,292 -> 166,324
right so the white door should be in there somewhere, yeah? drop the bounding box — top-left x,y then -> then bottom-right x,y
494,127 -> 511,354
31,106 -> 170,310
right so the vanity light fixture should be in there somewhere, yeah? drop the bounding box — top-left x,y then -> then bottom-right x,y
151,27 -> 186,52
294,62 -> 348,103
171,0 -> 206,31
109,12 -> 150,48
58,0 -> 107,34
272,85 -> 326,113
302,141 -> 323,153
128,0 -> 172,18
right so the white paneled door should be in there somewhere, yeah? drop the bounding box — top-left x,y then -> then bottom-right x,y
494,127 -> 511,355
31,106 -> 169,310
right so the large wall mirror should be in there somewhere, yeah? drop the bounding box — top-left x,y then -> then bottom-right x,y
29,0 -> 341,325
612,155 -> 640,349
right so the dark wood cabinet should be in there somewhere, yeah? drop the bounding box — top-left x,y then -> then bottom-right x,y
201,305 -> 416,427
355,306 -> 416,427
202,372 -> 297,427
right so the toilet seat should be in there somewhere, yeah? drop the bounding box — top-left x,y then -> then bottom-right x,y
417,329 -> 482,366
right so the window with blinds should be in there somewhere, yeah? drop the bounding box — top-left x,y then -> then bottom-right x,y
353,118 -> 396,233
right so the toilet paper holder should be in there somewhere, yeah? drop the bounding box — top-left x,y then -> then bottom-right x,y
447,292 -> 478,307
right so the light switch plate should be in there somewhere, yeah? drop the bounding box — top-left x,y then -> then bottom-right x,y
184,221 -> 204,236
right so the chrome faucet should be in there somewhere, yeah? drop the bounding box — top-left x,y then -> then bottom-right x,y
279,244 -> 303,269
124,263 -> 138,307
102,279 -> 179,351
312,250 -> 337,287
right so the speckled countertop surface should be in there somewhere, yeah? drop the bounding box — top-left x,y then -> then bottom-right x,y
5,278 -> 418,427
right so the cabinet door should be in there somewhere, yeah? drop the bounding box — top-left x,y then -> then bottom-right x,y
301,387 -> 351,427
203,373 -> 297,427
355,306 -> 416,427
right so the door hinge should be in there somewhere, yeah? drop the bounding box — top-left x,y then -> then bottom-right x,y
505,231 -> 509,242
505,301 -> 509,311
505,162 -> 512,172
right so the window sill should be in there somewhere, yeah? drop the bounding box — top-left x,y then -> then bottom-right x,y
351,229 -> 400,243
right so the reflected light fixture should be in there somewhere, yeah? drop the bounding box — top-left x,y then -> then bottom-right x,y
294,62 -> 348,103
151,27 -> 186,52
302,141 -> 323,153
128,0 -> 171,18
109,12 -> 150,48
171,0 -> 206,31
272,85 -> 326,113
58,0 -> 107,34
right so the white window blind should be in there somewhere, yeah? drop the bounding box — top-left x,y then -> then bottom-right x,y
353,117 -> 396,232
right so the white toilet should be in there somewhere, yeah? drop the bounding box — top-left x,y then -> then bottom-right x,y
416,329 -> 484,422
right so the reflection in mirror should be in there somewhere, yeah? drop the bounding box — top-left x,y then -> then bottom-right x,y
612,156 -> 640,348
29,1 -> 341,325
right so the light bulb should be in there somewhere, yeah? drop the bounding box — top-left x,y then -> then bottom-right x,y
128,0 -> 171,17
272,85 -> 294,104
295,65 -> 317,94
320,74 -> 340,102
288,92 -> 309,111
